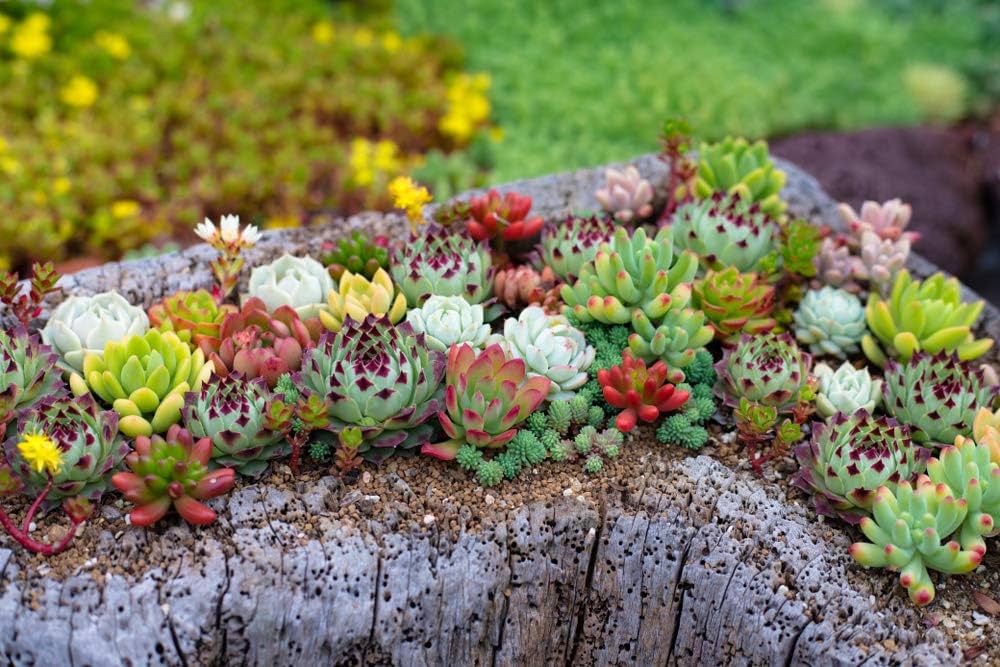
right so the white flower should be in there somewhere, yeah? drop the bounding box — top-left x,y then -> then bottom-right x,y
41,292 -> 150,372
241,223 -> 261,246
220,214 -> 240,243
814,361 -> 882,419
194,218 -> 217,243
404,295 -> 490,352
247,254 -> 334,320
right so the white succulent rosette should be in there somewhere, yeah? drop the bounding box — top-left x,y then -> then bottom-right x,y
488,306 -> 595,401
792,286 -> 866,358
814,361 -> 882,419
247,253 -> 333,320
403,295 -> 490,353
41,291 -> 149,372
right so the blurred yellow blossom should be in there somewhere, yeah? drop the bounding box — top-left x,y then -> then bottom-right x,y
60,75 -> 99,108
23,13 -> 50,32
373,140 -> 402,173
438,73 -> 492,143
312,20 -> 334,44
52,177 -> 72,195
95,31 -> 131,59
111,199 -> 140,218
349,138 -> 404,187
381,32 -> 402,53
0,156 -> 20,175
0,15 -> 11,34
10,14 -> 52,59
265,214 -> 300,229
18,432 -> 63,476
388,176 -> 431,232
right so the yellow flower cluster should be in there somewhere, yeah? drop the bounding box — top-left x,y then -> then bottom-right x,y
388,176 -> 432,232
0,135 -> 19,176
438,73 -> 492,143
60,75 -> 99,108
111,199 -> 140,219
312,20 -> 335,45
9,13 -> 51,59
18,432 -> 63,476
95,30 -> 131,60
348,138 -> 403,187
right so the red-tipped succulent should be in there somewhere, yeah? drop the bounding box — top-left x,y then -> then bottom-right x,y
204,297 -> 319,388
599,350 -> 690,432
112,424 -> 236,526
466,189 -> 543,242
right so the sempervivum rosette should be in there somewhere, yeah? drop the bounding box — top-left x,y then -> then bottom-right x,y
715,333 -> 812,413
4,394 -> 128,504
182,374 -> 288,477
247,254 -> 334,321
793,410 -> 927,524
390,226 -> 493,307
883,352 -> 999,446
298,315 -> 446,460
539,214 -> 617,283
668,192 -> 778,274
487,306 -> 595,401
0,328 -> 63,423
42,291 -> 149,372
792,287 -> 867,359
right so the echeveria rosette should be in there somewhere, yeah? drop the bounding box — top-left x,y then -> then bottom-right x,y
487,306 -> 595,401
850,476 -> 981,606
926,435 -> 1000,556
423,343 -> 550,460
318,267 -> 407,333
598,350 -> 690,432
181,374 -> 288,477
594,166 -> 653,223
792,287 -> 867,359
247,253 -> 334,321
839,198 -> 918,247
4,394 -> 128,505
668,192 -> 779,274
0,328 -> 63,424
403,295 -> 490,353
862,270 -> 993,367
68,329 -> 213,438
692,136 -> 787,218
691,267 -> 776,343
391,226 -> 494,308
561,225 -> 698,325
539,215 -> 616,283
883,352 -> 999,446
206,297 -> 318,389
814,361 -> 882,419
42,291 -> 149,372
793,410 -> 926,524
148,289 -> 237,352
112,424 -> 236,526
299,315 -> 446,460
714,333 -> 812,413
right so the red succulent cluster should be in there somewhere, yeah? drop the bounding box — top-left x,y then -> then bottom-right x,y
466,189 -> 543,242
598,350 -> 690,432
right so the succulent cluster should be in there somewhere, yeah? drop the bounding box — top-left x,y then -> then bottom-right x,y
669,192 -> 778,274
594,166 -> 653,223
0,329 -> 63,425
598,350 -> 690,432
692,268 -> 775,343
692,137 -> 787,218
403,296 -> 491,353
465,190 -> 543,243
493,265 -> 562,313
248,254 -> 334,321
813,362 -> 881,418
839,199 -> 919,246
539,215 -> 616,283
42,292 -> 149,372
320,231 -> 390,281
792,287 -> 866,359
391,226 -> 494,307
148,289 -> 237,351
319,268 -> 407,333
715,333 -> 812,413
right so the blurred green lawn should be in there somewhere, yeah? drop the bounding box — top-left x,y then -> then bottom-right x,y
395,0 -> 990,182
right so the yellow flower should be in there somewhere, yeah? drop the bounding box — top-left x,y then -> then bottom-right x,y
373,139 -> 401,173
10,17 -> 52,59
94,31 -> 131,59
438,73 -> 493,142
111,199 -> 140,218
439,112 -> 474,143
381,32 -> 402,53
52,177 -> 72,195
312,20 -> 335,44
0,15 -> 11,35
18,432 -> 63,476
23,13 -> 50,32
0,156 -> 20,175
60,75 -> 99,108
388,176 -> 432,232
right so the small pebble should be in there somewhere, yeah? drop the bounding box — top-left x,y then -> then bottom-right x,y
161,603 -> 170,616
484,495 -> 495,506
124,515 -> 132,526
362,472 -> 372,484
27,522 -> 36,533
423,514 -> 435,526
562,488 -> 574,497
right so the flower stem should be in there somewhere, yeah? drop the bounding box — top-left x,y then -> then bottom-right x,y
0,477 -> 81,556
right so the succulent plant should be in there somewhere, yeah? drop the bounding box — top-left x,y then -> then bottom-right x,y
205,297 -> 318,388
692,137 -> 787,218
423,343 -> 550,460
182,374 -> 288,477
465,189 -> 543,242
778,218 -> 821,278
247,253 -> 334,320
4,394 -> 128,504
598,350 -> 690,432
862,270 -> 993,367
668,192 -> 778,273
594,166 -> 654,223
0,329 -> 63,423
561,225 -> 698,325
112,424 -> 236,526
715,333 -> 812,413
318,268 -> 407,333
42,291 -> 150,372
403,295 -> 490,353
793,410 -> 926,523
299,315 -> 446,460
538,214 -> 617,283
850,477 -> 981,605
487,306 -> 595,401
390,226 -> 494,307
883,352 -> 999,446
68,329 -> 213,438
692,268 -> 776,343
839,198 -> 919,246
627,305 -> 714,379
814,361 -> 882,418
813,238 -> 862,290
973,407 -> 1000,465
320,230 -> 390,281
148,289 -> 237,352
493,265 -> 562,314
792,287 -> 867,359
926,435 -> 1000,556
857,232 -> 910,297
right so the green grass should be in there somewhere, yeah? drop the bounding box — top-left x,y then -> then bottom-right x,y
395,0 -> 988,182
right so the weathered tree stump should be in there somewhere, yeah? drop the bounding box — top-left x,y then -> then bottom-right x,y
2,157 -> 995,666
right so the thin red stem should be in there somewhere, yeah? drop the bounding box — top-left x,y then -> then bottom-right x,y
0,479 -> 80,556
21,476 -> 52,532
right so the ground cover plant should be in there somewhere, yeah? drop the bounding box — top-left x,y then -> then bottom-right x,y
0,123 -> 998,613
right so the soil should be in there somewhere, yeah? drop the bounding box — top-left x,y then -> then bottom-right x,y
771,117 -> 1000,305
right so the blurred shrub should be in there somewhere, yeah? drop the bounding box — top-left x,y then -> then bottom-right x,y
0,0 -> 494,270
